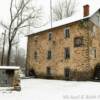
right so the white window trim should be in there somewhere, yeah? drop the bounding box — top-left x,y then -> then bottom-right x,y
90,47 -> 96,59
91,26 -> 96,37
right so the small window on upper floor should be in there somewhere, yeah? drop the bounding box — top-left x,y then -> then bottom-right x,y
97,15 -> 100,24
91,26 -> 96,36
74,37 -> 84,47
64,48 -> 70,59
34,39 -> 38,43
64,28 -> 70,38
34,36 -> 38,43
48,32 -> 52,41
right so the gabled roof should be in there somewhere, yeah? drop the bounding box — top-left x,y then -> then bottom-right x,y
27,1 -> 100,36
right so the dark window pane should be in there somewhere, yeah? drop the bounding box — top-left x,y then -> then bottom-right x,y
34,51 -> 38,61
64,48 -> 70,59
64,68 -> 70,79
64,28 -> 70,38
94,48 -> 96,58
48,32 -> 52,40
47,67 -> 51,75
29,69 -> 36,76
74,37 -> 84,47
47,50 -> 52,60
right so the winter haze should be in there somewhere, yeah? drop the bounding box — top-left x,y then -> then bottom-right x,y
0,0 -> 98,49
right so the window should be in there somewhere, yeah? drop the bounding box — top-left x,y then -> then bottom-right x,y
97,15 -> 100,24
48,32 -> 52,41
91,26 -> 96,36
6,70 -> 14,75
74,37 -> 84,47
47,50 -> 52,60
47,67 -> 51,76
90,47 -> 96,58
64,28 -> 70,38
2,70 -> 5,74
5,80 -> 8,84
34,51 -> 38,61
29,69 -> 36,76
64,48 -> 70,59
64,68 -> 70,79
34,36 -> 38,43
34,39 -> 38,43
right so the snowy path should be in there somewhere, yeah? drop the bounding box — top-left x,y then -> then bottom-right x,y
0,79 -> 100,100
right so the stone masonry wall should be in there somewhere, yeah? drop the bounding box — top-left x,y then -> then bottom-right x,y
26,20 -> 100,80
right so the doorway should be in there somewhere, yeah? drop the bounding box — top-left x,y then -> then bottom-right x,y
64,68 -> 70,80
94,63 -> 100,80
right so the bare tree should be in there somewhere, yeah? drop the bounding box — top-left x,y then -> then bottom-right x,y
1,0 -> 42,65
1,31 -> 6,65
52,0 -> 76,21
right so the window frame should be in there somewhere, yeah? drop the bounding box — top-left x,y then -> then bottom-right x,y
91,26 -> 96,37
74,37 -> 84,47
47,67 -> 52,76
97,15 -> 100,24
64,27 -> 70,38
47,50 -> 52,60
64,47 -> 70,59
48,32 -> 52,41
34,51 -> 38,61
64,68 -> 70,79
90,47 -> 96,59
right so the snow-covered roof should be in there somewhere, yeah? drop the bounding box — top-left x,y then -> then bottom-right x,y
27,1 -> 100,36
0,66 -> 20,70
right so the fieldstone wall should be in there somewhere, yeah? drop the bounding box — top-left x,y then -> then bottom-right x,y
26,20 -> 100,81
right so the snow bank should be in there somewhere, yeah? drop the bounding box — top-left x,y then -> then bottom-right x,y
0,79 -> 100,100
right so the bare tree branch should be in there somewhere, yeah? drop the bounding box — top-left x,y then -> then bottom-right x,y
0,0 -> 42,65
0,22 -> 9,30
53,0 -> 76,21
10,0 -> 13,20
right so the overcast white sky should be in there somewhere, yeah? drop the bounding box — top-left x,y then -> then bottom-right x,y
0,0 -> 52,49
0,0 -> 97,49
0,0 -> 92,29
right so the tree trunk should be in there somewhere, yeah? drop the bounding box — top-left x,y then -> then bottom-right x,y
1,33 -> 6,65
6,42 -> 12,66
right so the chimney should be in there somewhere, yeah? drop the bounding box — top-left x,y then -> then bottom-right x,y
83,4 -> 89,17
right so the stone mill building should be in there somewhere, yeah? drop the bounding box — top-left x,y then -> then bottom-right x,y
26,4 -> 100,80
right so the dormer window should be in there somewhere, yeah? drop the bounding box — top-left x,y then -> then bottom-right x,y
64,28 -> 70,38
48,32 -> 52,41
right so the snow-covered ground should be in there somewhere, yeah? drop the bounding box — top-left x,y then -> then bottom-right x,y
0,79 -> 100,100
